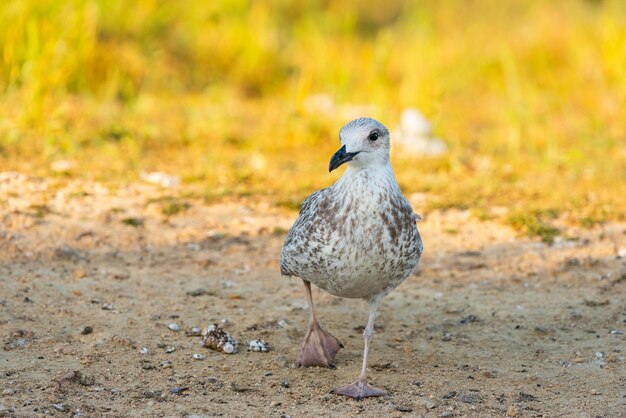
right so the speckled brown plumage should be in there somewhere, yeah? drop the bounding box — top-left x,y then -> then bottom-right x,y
280,119 -> 422,301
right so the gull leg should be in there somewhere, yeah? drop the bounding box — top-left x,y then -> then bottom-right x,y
297,280 -> 343,367
332,296 -> 387,400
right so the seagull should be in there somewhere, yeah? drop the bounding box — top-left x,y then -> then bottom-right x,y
280,117 -> 423,399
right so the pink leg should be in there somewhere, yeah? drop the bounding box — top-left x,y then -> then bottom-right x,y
297,280 -> 343,368
332,296 -> 387,400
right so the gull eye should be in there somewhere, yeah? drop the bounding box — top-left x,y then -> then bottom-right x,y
368,131 -> 379,141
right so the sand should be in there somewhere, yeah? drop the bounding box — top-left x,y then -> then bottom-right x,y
1,174 -> 625,417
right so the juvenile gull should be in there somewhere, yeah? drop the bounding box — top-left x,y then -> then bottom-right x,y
280,117 -> 423,399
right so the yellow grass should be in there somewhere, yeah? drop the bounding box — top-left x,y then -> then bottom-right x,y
1,1 -> 625,233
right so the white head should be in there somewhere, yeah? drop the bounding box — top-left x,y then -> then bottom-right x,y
329,118 -> 391,172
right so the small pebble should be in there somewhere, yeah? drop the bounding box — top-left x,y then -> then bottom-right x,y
54,246 -> 82,261
168,323 -> 181,331
52,404 -> 67,412
143,390 -> 161,398
459,315 -> 478,324
442,332 -> 452,341
280,380 -> 290,388
165,346 -> 176,353
459,393 -> 481,404
517,392 -> 538,402
81,326 -> 93,335
230,382 -> 256,392
609,329 -> 624,335
205,377 -> 222,389
420,400 -> 436,409
12,338 -> 26,347
170,387 -> 188,395
394,403 -> 413,412
192,353 -> 205,360
584,299 -> 609,307
186,327 -> 202,336
186,289 -> 210,297
140,347 -> 149,354
605,353 -> 624,363
160,360 -> 173,369
443,391 -> 457,399
506,405 -> 519,417
140,361 -> 155,370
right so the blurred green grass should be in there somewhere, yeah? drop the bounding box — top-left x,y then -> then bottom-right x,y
0,0 -> 625,229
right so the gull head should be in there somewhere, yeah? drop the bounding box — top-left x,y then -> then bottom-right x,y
329,118 -> 390,172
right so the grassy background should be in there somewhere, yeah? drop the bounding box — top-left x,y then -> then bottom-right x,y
1,0 -> 625,234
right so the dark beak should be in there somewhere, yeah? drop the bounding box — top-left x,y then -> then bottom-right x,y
329,145 -> 360,172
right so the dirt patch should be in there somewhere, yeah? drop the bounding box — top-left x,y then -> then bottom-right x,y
1,175 -> 625,417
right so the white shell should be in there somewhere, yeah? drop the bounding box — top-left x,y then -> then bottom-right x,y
248,339 -> 269,352
223,342 -> 235,354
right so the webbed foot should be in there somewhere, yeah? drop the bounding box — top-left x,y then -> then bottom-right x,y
297,321 -> 343,368
332,379 -> 387,400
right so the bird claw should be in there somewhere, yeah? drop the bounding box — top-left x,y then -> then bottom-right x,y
297,321 -> 343,368
332,379 -> 387,400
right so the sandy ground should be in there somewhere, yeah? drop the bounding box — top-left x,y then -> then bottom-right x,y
1,172 -> 625,417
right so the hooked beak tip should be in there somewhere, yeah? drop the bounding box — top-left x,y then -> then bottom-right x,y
329,145 -> 360,172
